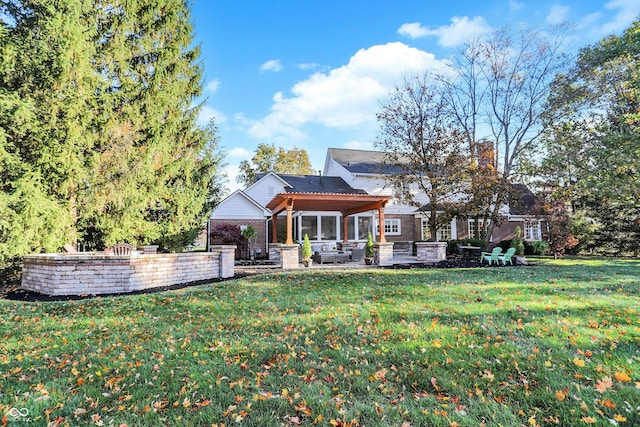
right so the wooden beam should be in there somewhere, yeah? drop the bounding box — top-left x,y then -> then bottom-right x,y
342,200 -> 387,217
269,196 -> 295,215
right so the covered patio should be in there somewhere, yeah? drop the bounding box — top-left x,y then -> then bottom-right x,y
265,192 -> 395,267
266,192 -> 392,245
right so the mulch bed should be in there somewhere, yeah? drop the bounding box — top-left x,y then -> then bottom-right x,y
2,257 -> 526,303
1,271 -> 254,303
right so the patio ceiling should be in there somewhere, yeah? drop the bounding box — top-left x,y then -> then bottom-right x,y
266,192 -> 391,216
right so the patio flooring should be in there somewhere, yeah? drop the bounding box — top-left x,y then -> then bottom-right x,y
234,254 -> 428,275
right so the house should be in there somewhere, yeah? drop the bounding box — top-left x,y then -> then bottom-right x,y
209,148 -> 546,257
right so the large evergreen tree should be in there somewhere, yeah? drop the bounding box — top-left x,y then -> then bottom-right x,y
0,0 -> 223,260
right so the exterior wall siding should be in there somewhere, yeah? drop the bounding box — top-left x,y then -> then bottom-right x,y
245,174 -> 288,206
211,193 -> 267,220
454,217 -> 548,248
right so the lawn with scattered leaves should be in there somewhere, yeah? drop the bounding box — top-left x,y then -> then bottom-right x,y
1,258 -> 638,426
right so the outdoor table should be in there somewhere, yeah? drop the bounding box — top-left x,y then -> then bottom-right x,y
459,245 -> 482,258
313,252 -> 350,264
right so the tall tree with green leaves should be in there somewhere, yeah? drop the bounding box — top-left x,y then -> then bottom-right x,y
236,143 -> 314,186
541,19 -> 640,255
0,0 -> 224,259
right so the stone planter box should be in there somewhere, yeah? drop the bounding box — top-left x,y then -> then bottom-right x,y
21,246 -> 235,296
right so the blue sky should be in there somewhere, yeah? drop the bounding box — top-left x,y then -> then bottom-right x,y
190,0 -> 640,194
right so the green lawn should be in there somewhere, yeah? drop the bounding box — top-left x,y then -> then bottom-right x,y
1,258 -> 638,426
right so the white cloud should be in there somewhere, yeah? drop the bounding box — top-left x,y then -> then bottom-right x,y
509,0 -> 524,12
397,22 -> 429,39
223,164 -> 243,194
259,59 -> 283,72
397,16 -> 492,47
205,79 -> 220,93
298,62 -> 320,70
248,42 -> 442,140
197,105 -> 226,127
228,147 -> 251,159
598,0 -> 640,35
547,4 -> 571,25
575,0 -> 640,39
344,140 -> 375,151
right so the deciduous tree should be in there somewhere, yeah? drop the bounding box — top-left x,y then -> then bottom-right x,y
541,19 -> 639,255
236,143 -> 314,186
375,73 -> 467,240
440,27 -> 568,240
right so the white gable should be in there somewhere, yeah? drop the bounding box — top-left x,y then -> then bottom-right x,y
210,191 -> 270,220
245,172 -> 291,206
323,154 -> 354,185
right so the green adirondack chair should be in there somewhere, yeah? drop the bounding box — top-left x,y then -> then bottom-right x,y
481,247 -> 502,265
498,247 -> 516,265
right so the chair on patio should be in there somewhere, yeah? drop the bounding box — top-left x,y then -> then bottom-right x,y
111,243 -> 135,255
349,242 -> 366,262
498,247 -> 516,265
63,244 -> 78,254
481,247 -> 502,265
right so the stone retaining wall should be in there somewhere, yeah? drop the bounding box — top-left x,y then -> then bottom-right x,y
21,246 -> 235,296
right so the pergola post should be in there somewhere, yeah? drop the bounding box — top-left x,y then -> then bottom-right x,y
377,205 -> 386,243
342,215 -> 349,242
285,204 -> 294,244
271,215 -> 278,244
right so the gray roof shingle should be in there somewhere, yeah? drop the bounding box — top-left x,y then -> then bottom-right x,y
256,173 -> 367,194
328,148 -> 406,174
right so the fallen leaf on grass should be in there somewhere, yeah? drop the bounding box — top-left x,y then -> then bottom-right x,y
595,376 -> 613,393
614,372 -> 631,383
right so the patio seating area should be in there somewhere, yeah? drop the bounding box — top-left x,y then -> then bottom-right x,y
313,251 -> 351,264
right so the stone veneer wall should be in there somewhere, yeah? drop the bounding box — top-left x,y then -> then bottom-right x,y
280,244 -> 300,269
21,245 -> 235,296
415,242 -> 447,263
374,242 -> 394,266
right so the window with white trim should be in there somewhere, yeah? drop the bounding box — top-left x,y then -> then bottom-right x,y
376,218 -> 401,236
385,218 -> 401,235
421,219 -> 452,241
524,220 -> 541,241
468,219 -> 492,241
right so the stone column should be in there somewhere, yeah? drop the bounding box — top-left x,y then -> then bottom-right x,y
374,242 -> 394,266
416,241 -> 447,263
210,245 -> 236,278
280,244 -> 300,269
269,243 -> 281,263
